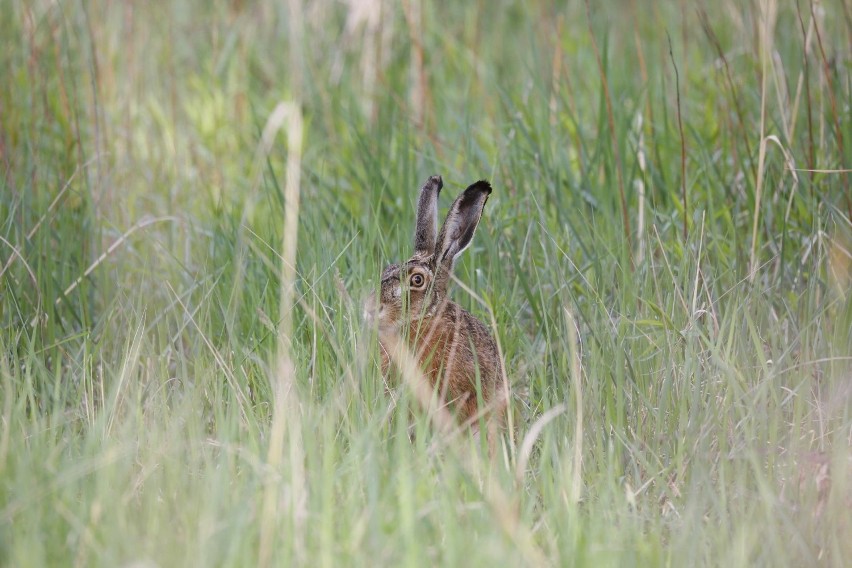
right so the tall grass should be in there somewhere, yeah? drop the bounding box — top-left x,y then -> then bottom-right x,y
1,0 -> 850,566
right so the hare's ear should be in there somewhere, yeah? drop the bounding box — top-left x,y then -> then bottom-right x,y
434,180 -> 492,269
414,175 -> 443,256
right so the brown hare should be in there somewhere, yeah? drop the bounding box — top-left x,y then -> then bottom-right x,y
369,175 -> 506,449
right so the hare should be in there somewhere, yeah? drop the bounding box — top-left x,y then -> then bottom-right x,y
368,175 -> 506,448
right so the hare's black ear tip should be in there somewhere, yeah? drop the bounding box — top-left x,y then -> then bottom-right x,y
470,180 -> 493,195
424,175 -> 443,191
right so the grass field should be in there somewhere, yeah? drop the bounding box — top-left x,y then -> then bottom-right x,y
1,0 -> 851,566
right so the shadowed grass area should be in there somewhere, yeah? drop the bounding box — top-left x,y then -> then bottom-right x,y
1,0 -> 850,566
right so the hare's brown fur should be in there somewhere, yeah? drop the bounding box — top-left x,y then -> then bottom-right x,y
371,175 -> 506,443
408,301 -> 503,425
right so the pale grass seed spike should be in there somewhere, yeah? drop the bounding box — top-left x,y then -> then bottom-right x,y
370,175 -> 506,450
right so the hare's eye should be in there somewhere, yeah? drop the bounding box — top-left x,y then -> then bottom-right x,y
410,273 -> 424,288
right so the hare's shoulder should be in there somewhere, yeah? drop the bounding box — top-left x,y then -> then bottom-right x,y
441,302 -> 496,349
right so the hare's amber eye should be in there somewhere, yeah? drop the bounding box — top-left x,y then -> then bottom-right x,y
410,273 -> 424,288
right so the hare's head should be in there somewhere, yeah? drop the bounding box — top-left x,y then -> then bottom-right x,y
369,175 -> 492,334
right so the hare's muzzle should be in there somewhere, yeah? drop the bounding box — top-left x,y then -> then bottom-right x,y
363,292 -> 380,325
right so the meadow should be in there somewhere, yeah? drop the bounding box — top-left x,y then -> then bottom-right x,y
1,0 -> 851,566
